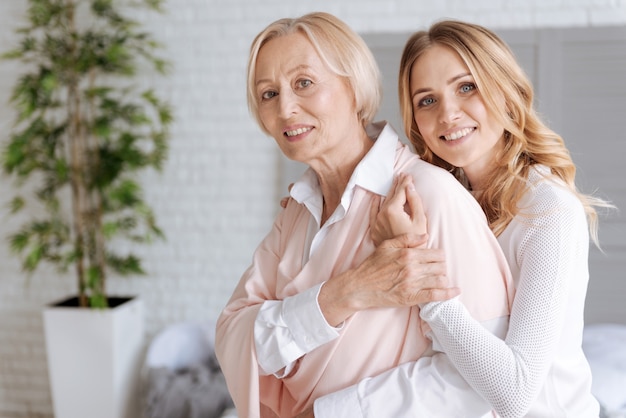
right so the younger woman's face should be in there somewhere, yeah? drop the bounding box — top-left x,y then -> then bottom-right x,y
409,44 -> 505,188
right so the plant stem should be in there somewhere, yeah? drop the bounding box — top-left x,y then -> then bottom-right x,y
64,0 -> 88,308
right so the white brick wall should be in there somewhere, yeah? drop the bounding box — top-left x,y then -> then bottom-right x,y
0,0 -> 624,416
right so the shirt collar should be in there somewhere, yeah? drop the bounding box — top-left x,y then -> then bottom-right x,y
291,120 -> 398,208
356,120 -> 397,197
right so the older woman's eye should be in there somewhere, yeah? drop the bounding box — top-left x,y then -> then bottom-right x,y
297,79 -> 312,88
261,90 -> 277,100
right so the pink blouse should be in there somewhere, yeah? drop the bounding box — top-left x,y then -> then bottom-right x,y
215,122 -> 515,418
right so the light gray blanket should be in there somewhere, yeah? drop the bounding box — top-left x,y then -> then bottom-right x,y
143,351 -> 234,418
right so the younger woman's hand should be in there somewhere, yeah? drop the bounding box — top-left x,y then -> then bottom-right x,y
279,183 -> 295,209
370,173 -> 427,246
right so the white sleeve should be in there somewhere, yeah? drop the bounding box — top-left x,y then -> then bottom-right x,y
419,190 -> 582,417
254,283 -> 340,376
314,313 -> 505,418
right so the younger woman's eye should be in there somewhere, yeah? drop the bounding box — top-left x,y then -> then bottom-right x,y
417,97 -> 435,107
460,83 -> 476,93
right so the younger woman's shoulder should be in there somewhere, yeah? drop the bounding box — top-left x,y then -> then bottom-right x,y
523,165 -> 582,211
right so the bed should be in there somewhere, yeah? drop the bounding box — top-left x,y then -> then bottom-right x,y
582,323 -> 626,417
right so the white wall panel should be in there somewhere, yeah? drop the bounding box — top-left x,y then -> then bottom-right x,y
1,1 -> 625,415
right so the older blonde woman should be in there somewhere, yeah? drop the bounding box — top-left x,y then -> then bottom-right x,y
215,13 -> 514,418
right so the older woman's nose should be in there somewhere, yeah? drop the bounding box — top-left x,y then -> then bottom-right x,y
278,90 -> 299,118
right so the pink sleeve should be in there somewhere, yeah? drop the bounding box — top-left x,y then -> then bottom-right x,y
214,213 -> 284,418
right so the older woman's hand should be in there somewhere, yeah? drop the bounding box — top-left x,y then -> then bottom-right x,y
370,173 -> 427,246
318,233 -> 459,327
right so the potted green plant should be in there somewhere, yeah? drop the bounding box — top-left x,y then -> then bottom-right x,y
1,0 -> 172,416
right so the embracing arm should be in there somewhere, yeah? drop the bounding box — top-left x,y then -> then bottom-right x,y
420,195 -> 582,416
312,171 -> 515,417
255,232 -> 457,376
366,174 -> 583,417
315,341 -> 502,417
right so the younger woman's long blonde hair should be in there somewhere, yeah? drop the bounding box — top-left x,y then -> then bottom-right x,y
398,20 -> 610,241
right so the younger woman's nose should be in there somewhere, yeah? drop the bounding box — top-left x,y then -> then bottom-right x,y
438,97 -> 462,124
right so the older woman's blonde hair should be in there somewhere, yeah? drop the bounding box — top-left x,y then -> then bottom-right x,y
399,20 -> 610,240
247,12 -> 382,133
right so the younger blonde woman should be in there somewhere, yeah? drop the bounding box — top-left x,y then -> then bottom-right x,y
313,20 -> 612,417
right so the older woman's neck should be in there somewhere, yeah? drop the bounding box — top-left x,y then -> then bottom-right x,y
318,169 -> 351,224
315,130 -> 373,225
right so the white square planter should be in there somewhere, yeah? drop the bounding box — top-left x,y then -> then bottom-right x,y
43,296 -> 144,418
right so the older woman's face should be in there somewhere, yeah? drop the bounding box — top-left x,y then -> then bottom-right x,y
254,32 -> 359,165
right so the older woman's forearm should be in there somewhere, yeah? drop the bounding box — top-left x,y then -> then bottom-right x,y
255,284 -> 342,376
317,273 -> 362,327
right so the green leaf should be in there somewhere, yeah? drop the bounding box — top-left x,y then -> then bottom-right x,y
86,266 -> 101,289
2,49 -> 25,60
40,70 -> 57,93
92,0 -> 114,16
89,294 -> 108,309
54,158 -> 69,181
28,0 -> 54,27
9,230 -> 30,253
143,0 -> 164,12
106,253 -> 145,275
110,179 -> 141,207
9,197 -> 26,214
24,243 -> 44,271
